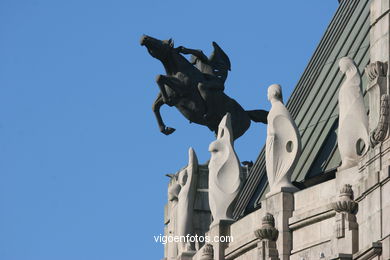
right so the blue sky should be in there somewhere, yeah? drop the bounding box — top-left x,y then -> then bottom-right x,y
0,1 -> 338,259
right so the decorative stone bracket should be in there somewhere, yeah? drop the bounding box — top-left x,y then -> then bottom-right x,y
254,213 -> 280,260
200,244 -> 214,260
365,61 -> 389,146
366,61 -> 387,82
331,184 -> 358,215
330,185 -> 359,257
370,94 -> 389,147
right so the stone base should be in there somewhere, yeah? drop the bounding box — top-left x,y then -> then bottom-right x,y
207,219 -> 233,260
210,219 -> 235,229
176,251 -> 196,260
266,186 -> 299,199
258,240 -> 279,260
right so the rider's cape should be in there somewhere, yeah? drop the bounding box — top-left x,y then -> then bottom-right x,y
192,42 -> 231,84
208,42 -> 231,83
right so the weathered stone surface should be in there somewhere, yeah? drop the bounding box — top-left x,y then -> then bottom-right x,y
291,216 -> 333,254
382,180 -> 390,238
290,242 -> 334,260
230,208 -> 263,241
294,179 -> 336,214
356,187 -> 381,251
369,0 -> 389,62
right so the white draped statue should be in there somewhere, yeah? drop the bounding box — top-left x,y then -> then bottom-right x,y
166,179 -> 180,259
208,113 -> 242,227
266,84 -> 301,197
176,147 -> 198,253
338,57 -> 369,170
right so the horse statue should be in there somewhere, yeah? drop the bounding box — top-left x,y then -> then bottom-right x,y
140,34 -> 268,140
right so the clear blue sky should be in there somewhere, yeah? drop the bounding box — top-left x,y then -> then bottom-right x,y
0,1 -> 338,259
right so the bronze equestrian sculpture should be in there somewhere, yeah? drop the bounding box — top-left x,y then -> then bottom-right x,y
140,35 -> 268,140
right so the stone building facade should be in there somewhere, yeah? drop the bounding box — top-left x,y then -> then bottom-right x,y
163,0 -> 390,259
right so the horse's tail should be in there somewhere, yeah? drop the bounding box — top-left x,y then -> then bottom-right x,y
246,110 -> 268,124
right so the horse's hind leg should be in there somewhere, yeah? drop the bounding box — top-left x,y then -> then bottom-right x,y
153,93 -> 176,135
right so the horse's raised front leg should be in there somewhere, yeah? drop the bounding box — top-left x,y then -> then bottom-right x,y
153,93 -> 176,135
155,74 -> 185,107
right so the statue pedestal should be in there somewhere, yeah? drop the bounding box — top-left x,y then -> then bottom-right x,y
264,191 -> 294,260
176,251 -> 196,260
265,186 -> 298,199
257,240 -> 279,260
332,212 -> 359,256
207,219 -> 234,260
330,184 -> 359,258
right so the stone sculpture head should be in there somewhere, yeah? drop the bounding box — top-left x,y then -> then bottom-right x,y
208,113 -> 241,194
209,113 -> 234,157
267,84 -> 283,103
178,168 -> 188,187
168,180 -> 181,201
140,34 -> 174,61
339,57 -> 356,74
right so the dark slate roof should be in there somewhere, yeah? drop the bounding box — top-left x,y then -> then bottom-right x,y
233,0 -> 371,219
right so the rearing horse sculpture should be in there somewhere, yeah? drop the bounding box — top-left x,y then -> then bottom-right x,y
140,35 -> 268,140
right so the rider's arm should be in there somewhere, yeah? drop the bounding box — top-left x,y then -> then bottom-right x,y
177,47 -> 208,63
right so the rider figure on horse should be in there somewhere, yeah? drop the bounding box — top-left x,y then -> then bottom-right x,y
176,42 -> 231,121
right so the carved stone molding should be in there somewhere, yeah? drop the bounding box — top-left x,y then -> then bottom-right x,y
331,185 -> 359,256
365,61 -> 389,140
365,61 -> 387,82
254,213 -> 279,242
331,184 -> 358,215
352,242 -> 382,260
200,243 -> 214,260
370,94 -> 389,147
255,214 -> 280,260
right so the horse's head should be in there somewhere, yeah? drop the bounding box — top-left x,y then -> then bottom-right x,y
140,35 -> 174,61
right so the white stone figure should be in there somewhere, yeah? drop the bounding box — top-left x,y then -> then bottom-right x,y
208,113 -> 242,227
338,57 -> 369,170
166,178 -> 180,259
176,147 -> 198,253
266,84 -> 301,197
